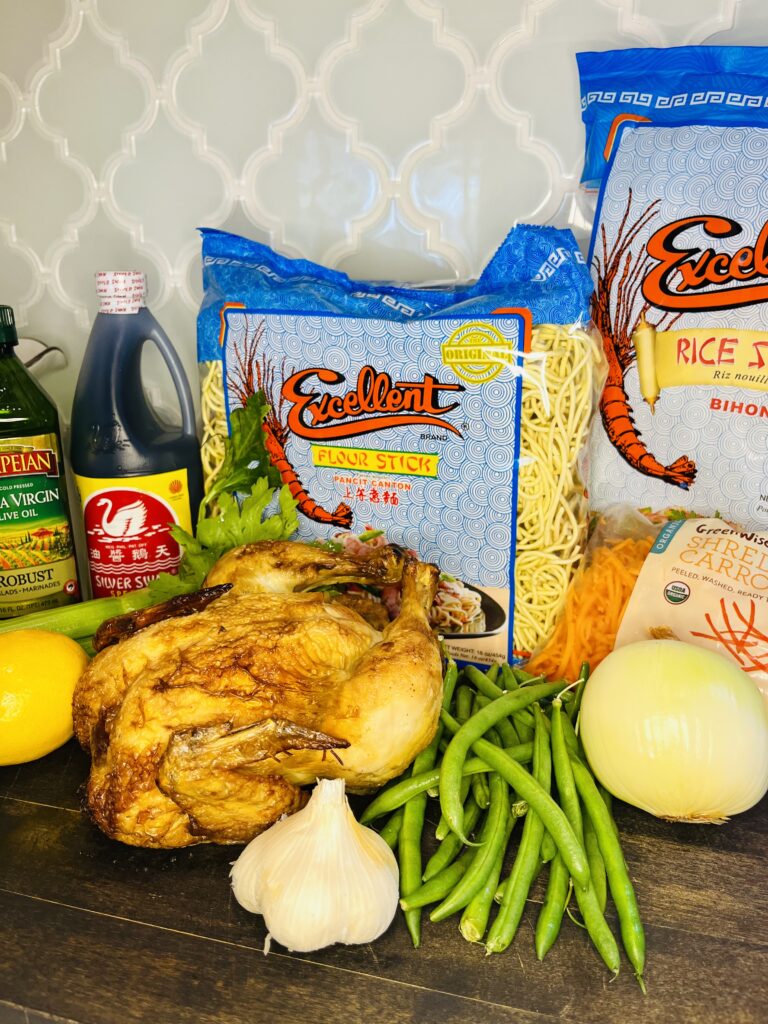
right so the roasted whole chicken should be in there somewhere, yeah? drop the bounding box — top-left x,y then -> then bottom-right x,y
72,541 -> 443,848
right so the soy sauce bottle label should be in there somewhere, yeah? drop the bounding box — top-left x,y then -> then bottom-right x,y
0,433 -> 80,615
74,468 -> 193,598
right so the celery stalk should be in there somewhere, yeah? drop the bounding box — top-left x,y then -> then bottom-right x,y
0,588 -> 155,642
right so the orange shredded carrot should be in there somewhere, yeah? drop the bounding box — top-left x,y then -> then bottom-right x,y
527,535 -> 654,681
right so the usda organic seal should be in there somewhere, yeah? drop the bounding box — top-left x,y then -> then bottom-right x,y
664,581 -> 690,605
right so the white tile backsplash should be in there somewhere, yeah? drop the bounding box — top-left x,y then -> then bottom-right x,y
0,0 -> 765,420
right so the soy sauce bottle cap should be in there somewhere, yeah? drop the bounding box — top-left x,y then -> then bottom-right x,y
0,305 -> 19,347
95,271 -> 146,314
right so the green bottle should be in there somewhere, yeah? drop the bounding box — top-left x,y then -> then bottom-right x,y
0,305 -> 80,616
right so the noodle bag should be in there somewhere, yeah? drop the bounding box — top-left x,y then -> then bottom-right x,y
578,47 -> 768,530
529,505 -> 768,703
197,226 -> 604,665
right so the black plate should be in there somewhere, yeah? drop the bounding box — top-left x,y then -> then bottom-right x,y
440,584 -> 507,640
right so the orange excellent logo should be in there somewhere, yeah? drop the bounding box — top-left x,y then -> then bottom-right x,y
0,448 -> 58,479
643,216 -> 768,312
282,366 -> 464,441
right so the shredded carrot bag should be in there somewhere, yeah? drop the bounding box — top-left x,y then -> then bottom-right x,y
527,506 -> 656,680
530,505 -> 768,703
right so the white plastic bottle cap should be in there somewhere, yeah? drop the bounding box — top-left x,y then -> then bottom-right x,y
95,271 -> 147,314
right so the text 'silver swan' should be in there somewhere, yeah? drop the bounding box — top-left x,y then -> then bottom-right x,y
72,541 -> 443,848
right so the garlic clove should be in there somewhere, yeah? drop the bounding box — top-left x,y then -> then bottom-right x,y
231,778 -> 399,952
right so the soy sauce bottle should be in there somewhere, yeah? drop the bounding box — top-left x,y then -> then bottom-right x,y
0,305 -> 80,616
70,272 -> 203,598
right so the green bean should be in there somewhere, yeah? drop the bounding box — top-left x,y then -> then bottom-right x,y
423,795 -> 481,881
486,705 -> 552,953
572,873 -> 620,975
441,710 -> 590,887
465,671 -> 521,749
512,666 -> 541,684
471,774 -> 490,811
494,878 -> 507,905
583,809 -> 607,913
485,663 -> 501,684
571,755 -> 646,988
396,665 -> 458,949
540,831 -> 557,863
500,664 -> 520,690
455,684 -> 474,724
378,807 -> 404,850
568,662 -> 589,723
464,664 -> 504,701
360,742 -> 534,823
400,848 -> 475,910
551,699 -> 583,842
535,854 -> 571,959
486,725 -> 502,747
460,814 -> 517,943
442,658 -> 460,706
430,772 -> 509,922
599,784 -> 620,838
469,695 -> 492,808
513,711 -> 535,743
398,786 -> 427,946
495,714 -> 520,749
551,700 -> 619,975
436,776 -> 470,840
438,681 -> 562,842
442,712 -> 585,888
560,709 -> 582,757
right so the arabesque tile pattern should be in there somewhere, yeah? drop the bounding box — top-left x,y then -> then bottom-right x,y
0,0 -> 762,415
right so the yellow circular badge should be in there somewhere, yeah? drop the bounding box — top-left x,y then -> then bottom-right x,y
440,322 -> 516,385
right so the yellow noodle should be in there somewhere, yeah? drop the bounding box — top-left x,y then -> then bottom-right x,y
513,325 -> 600,655
200,360 -> 227,493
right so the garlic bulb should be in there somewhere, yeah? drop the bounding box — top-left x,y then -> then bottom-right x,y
231,778 -> 399,952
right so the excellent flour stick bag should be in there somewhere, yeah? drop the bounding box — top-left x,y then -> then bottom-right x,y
577,46 -> 768,529
197,226 -> 604,667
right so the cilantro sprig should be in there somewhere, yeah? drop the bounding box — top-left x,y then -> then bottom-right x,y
147,394 -> 297,601
148,479 -> 297,600
201,391 -> 281,513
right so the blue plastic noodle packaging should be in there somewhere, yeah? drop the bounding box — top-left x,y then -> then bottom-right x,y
578,46 -> 768,530
197,227 -> 604,667
577,45 -> 768,189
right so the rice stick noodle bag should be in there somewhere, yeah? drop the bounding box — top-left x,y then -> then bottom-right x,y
197,226 -> 604,666
578,46 -> 768,530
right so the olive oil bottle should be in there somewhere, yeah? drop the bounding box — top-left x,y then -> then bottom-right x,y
0,305 -> 80,616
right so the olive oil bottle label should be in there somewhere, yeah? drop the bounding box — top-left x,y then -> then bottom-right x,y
0,433 -> 80,616
74,469 -> 192,598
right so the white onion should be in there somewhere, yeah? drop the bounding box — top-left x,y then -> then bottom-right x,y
580,640 -> 768,823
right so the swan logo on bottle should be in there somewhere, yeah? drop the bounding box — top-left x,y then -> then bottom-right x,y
80,484 -> 184,598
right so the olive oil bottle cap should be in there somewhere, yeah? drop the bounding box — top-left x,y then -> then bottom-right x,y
0,305 -> 19,347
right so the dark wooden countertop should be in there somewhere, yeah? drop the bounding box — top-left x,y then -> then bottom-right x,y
1,740 -> 766,1024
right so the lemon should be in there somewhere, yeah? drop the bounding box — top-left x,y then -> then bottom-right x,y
0,629 -> 89,766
